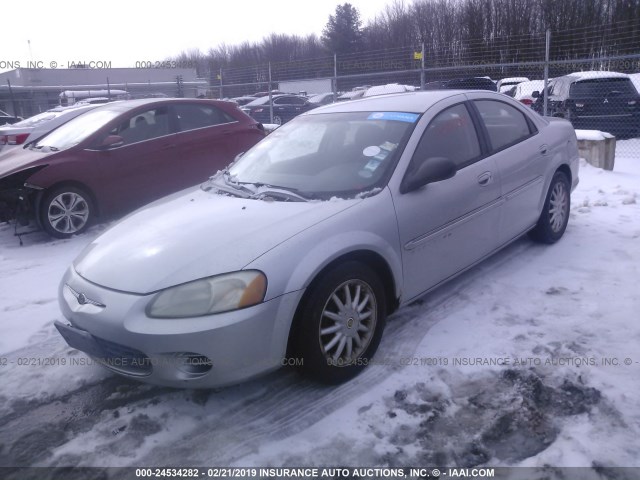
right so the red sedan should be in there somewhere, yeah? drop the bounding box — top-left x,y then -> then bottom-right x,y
0,99 -> 265,238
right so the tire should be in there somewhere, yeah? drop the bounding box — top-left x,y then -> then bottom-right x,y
529,171 -> 570,244
273,115 -> 283,125
291,261 -> 387,384
40,185 -> 95,238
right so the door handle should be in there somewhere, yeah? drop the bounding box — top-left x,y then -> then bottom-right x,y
161,144 -> 177,150
539,144 -> 549,155
477,172 -> 493,186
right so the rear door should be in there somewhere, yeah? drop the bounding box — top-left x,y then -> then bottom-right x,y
467,95 -> 546,243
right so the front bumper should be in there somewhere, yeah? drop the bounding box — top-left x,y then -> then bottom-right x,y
57,266 -> 303,388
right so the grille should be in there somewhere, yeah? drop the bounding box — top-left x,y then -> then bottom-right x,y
93,337 -> 152,376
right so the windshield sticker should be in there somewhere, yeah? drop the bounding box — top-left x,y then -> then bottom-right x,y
363,145 -> 381,157
367,112 -> 419,123
362,158 -> 383,174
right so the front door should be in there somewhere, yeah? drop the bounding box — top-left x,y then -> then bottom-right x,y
392,101 -> 503,301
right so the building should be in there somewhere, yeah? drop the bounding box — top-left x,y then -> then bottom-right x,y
0,67 -> 209,118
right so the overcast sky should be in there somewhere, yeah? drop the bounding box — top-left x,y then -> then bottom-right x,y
1,0 -> 394,73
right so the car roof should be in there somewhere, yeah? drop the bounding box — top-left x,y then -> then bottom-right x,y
85,98 -> 231,113
310,90 -> 490,114
564,71 -> 630,82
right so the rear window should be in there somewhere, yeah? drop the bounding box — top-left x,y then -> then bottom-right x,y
570,78 -> 636,97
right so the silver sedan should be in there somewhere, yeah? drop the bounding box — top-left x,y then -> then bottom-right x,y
56,91 -> 579,387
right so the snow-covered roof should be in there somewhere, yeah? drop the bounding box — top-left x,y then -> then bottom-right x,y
567,71 -> 629,81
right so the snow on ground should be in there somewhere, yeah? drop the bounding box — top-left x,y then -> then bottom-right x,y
0,139 -> 639,470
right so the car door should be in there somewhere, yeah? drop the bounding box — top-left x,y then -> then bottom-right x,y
391,100 -> 502,301
169,102 -> 238,186
467,96 -> 546,243
86,104 -> 180,215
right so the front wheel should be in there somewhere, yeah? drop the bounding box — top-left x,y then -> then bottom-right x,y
291,261 -> 387,384
40,186 -> 95,238
273,115 -> 283,125
529,171 -> 570,244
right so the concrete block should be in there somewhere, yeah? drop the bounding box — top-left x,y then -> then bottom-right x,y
575,130 -> 616,171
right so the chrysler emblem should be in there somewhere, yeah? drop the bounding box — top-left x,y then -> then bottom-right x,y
66,285 -> 106,308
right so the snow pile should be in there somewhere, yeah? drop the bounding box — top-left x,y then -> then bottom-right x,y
575,129 -> 615,141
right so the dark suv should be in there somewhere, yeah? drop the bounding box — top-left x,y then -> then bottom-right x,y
533,72 -> 640,138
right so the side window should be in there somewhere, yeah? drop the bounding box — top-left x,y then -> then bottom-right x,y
111,106 -> 170,145
411,103 -> 481,170
289,97 -> 307,106
174,104 -> 234,132
474,100 -> 532,151
273,97 -> 287,105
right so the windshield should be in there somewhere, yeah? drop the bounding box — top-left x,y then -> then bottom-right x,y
224,111 -> 418,198
31,107 -> 123,151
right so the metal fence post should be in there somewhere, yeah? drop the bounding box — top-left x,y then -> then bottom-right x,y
333,53 -> 338,101
219,68 -> 223,100
420,43 -> 425,90
6,79 -> 18,117
543,29 -> 550,116
268,62 -> 273,124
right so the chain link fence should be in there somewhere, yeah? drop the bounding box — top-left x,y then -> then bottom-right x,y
212,29 -> 639,163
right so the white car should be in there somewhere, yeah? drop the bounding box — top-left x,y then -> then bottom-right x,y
508,80 -> 546,107
497,77 -> 530,93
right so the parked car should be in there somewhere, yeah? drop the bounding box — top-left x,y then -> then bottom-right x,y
506,80 -> 546,107
0,104 -> 100,155
0,99 -> 265,236
533,71 -> 640,137
424,77 -> 497,91
0,109 -> 22,126
55,90 -> 579,388
241,94 -> 315,125
308,92 -> 335,106
497,77 -> 530,93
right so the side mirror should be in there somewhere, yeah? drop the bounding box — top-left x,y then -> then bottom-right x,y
532,91 -> 540,98
400,157 -> 456,194
97,135 -> 124,149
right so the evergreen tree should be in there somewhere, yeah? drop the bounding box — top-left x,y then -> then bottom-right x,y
321,3 -> 363,54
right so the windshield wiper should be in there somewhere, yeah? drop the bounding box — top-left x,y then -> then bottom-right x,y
250,186 -> 309,202
205,172 -> 309,202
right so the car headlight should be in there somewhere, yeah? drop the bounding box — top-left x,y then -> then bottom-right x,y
147,270 -> 267,318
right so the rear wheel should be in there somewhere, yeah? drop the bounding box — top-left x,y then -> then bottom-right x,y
41,185 -> 94,238
529,171 -> 570,244
291,261 -> 387,384
273,115 -> 283,125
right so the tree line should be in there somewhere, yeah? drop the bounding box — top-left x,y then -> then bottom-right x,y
173,0 -> 640,82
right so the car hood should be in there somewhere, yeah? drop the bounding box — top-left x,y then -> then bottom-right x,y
0,145 -> 54,178
74,188 -> 360,294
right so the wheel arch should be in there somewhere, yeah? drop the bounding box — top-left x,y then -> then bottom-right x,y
286,249 -> 399,356
555,163 -> 572,187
